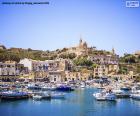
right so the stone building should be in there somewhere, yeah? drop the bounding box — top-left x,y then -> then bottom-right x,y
0,61 -> 24,81
88,54 -> 119,65
65,70 -> 92,82
34,71 -> 49,81
93,65 -> 108,77
68,38 -> 96,56
49,71 -> 65,83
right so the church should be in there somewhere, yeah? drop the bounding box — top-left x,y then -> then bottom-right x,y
68,38 -> 96,56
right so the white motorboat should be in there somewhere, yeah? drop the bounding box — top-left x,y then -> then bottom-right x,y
131,94 -> 140,100
80,82 -> 86,88
93,93 -> 106,101
80,85 -> 85,88
32,95 -> 42,100
105,92 -> 116,101
130,90 -> 140,100
112,89 -> 130,98
93,91 -> 116,101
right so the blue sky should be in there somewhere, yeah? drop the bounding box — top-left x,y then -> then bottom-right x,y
0,0 -> 140,56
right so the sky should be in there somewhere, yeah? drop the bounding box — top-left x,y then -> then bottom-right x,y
0,0 -> 140,56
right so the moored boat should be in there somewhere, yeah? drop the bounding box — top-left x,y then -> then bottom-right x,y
32,95 -> 42,100
0,90 -> 29,100
120,87 -> 131,91
130,90 -> 140,100
93,91 -> 116,101
27,84 -> 41,90
112,89 -> 130,98
131,94 -> 140,100
56,85 -> 74,91
41,92 -> 51,99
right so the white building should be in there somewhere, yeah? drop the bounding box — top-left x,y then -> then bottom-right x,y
19,58 -> 72,72
19,58 -> 48,71
19,58 -> 33,71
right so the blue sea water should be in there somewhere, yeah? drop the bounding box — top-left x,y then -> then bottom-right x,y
0,88 -> 140,116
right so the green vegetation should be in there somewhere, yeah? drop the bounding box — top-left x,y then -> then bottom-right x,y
119,53 -> 140,75
0,49 -> 52,62
118,65 -> 128,74
120,54 -> 140,64
0,47 -> 75,62
73,57 -> 93,67
89,50 -> 112,55
59,53 -> 76,59
0,49 -> 20,62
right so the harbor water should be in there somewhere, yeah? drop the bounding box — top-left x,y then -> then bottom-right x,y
0,88 -> 140,116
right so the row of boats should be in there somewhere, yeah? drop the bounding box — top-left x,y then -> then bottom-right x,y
93,86 -> 140,101
1,79 -> 140,101
0,90 -> 66,100
0,84 -> 75,101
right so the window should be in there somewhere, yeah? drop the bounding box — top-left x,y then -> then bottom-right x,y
65,78 -> 67,81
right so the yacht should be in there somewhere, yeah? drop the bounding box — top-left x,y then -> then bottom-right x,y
93,91 -> 116,101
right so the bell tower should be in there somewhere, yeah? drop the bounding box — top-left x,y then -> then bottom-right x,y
112,47 -> 115,55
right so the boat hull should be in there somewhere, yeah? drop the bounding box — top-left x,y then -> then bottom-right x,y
0,95 -> 29,100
